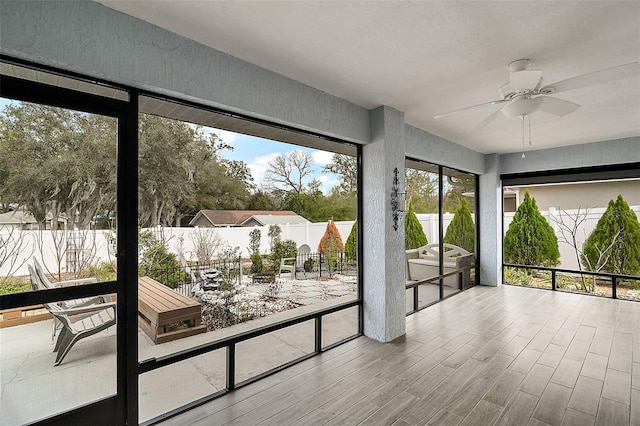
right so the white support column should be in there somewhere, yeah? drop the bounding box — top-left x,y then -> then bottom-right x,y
362,106 -> 406,342
479,154 -> 502,286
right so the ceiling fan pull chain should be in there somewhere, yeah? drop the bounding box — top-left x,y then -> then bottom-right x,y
521,115 -> 526,158
528,114 -> 532,146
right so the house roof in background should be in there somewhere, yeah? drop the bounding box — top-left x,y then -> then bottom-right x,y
189,210 -> 307,227
0,208 -> 68,225
240,214 -> 309,226
0,209 -> 37,225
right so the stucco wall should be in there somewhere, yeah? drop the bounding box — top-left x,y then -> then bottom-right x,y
404,124 -> 485,175
519,180 -> 640,211
500,137 -> 640,175
0,0 -> 370,144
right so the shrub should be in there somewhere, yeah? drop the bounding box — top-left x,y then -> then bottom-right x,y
582,195 -> 640,276
270,239 -> 297,273
405,198 -> 428,250
503,267 -> 533,287
318,220 -> 344,277
85,261 -> 117,282
250,252 -> 263,274
344,221 -> 357,262
303,257 -> 316,272
504,191 -> 560,267
248,228 -> 263,274
318,219 -> 344,254
0,277 -> 32,295
248,228 -> 261,254
139,230 -> 188,288
443,200 -> 475,253
216,246 -> 242,290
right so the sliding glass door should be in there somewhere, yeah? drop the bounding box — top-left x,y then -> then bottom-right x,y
405,159 -> 478,314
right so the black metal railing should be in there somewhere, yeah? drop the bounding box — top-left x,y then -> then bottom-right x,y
288,251 -> 358,279
141,259 -> 243,297
503,263 -> 640,301
136,254 -> 362,424
405,264 -> 476,315
138,298 -> 361,426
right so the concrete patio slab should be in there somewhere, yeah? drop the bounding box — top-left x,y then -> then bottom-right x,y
1,285 -> 357,425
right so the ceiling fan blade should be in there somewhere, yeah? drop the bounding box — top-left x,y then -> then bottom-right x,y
434,99 -> 505,119
510,70 -> 543,91
541,62 -> 640,94
538,96 -> 580,116
467,109 -> 502,132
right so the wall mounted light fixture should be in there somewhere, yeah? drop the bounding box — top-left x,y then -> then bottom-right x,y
391,167 -> 406,231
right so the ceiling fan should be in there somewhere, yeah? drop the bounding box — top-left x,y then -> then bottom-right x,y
434,59 -> 640,132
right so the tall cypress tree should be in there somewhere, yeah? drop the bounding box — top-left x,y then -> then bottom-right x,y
582,195 -> 640,275
344,221 -> 357,262
504,191 -> 560,267
443,199 -> 475,253
318,219 -> 344,253
405,198 -> 428,249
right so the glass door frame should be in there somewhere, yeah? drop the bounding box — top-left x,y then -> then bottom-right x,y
0,63 -> 138,425
405,157 -> 480,311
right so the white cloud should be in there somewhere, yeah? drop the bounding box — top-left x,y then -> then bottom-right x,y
248,152 -> 281,186
311,151 -> 334,166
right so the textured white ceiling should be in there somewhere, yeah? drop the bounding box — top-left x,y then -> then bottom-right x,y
98,1 -> 640,154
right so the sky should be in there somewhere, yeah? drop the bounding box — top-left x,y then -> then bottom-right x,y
204,127 -> 341,194
0,97 -> 343,194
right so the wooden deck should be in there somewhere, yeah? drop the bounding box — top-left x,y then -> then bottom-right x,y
138,276 -> 206,344
159,285 -> 640,425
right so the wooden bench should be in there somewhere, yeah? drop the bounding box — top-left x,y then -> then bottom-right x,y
138,276 -> 206,344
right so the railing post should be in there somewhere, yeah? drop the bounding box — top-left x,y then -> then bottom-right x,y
315,316 -> 322,354
551,270 -> 556,291
612,276 -> 617,299
226,343 -> 235,391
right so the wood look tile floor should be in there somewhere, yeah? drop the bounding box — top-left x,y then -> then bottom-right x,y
159,285 -> 640,426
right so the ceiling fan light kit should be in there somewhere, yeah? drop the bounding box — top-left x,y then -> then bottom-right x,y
434,59 -> 640,135
501,96 -> 543,118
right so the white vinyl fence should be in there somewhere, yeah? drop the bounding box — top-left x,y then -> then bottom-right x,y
504,206 -> 640,270
3,206 -> 638,277
1,221 -> 355,277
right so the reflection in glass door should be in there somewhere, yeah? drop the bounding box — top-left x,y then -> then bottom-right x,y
405,159 -> 477,314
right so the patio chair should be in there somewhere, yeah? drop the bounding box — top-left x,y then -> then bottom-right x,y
29,265 -> 117,366
32,258 -> 110,340
279,244 -> 312,280
33,257 -> 100,289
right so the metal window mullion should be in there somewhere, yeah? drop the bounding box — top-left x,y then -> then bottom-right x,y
357,144 -> 364,335
438,166 -> 444,300
227,343 -> 236,391
118,89 -> 139,426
